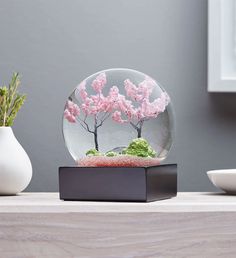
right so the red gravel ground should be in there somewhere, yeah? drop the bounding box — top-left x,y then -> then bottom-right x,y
77,155 -> 160,167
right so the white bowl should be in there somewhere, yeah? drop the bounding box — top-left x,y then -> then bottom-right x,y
207,169 -> 236,194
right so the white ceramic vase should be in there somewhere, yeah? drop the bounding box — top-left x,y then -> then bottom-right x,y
0,127 -> 32,195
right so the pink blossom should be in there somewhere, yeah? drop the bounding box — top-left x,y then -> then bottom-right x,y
64,109 -> 76,123
144,76 -> 156,87
91,95 -> 100,103
124,79 -> 139,101
135,109 -> 144,120
114,76 -> 170,138
81,103 -> 89,115
155,92 -> 170,113
109,86 -> 119,100
138,77 -> 155,99
112,111 -> 127,123
105,87 -> 119,112
66,71 -> 120,150
67,100 -> 80,116
122,78 -> 169,120
99,97 -> 113,112
75,80 -> 87,101
137,92 -> 170,118
64,100 -> 80,123
66,70 -> 170,147
91,72 -> 107,93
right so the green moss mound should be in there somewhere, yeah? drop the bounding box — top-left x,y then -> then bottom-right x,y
86,149 -> 102,156
105,151 -> 118,157
85,138 -> 156,158
123,138 -> 156,158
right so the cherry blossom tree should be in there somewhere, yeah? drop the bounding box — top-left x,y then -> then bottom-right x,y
112,77 -> 170,138
64,72 -> 170,150
64,72 -> 118,151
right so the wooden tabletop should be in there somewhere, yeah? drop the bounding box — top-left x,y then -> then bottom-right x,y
0,192 -> 235,213
1,192 -> 236,257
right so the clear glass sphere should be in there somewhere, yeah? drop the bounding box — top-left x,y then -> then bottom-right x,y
63,68 -> 174,167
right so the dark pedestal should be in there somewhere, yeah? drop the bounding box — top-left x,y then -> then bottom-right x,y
59,164 -> 177,202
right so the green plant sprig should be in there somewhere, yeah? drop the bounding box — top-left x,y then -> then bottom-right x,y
0,73 -> 26,127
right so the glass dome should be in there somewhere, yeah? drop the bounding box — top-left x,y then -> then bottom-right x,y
63,68 -> 174,167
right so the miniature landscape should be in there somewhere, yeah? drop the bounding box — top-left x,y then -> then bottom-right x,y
78,138 -> 161,167
64,71 -> 170,167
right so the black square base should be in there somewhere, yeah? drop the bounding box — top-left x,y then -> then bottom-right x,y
59,164 -> 177,202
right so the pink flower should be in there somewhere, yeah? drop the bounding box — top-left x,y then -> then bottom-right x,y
141,92 -> 170,117
144,76 -> 156,87
99,97 -> 113,112
134,108 -> 143,120
64,100 -> 80,123
138,77 -> 155,99
74,72 -> 118,116
67,100 -> 80,116
112,111 -> 127,123
81,103 -> 89,115
109,86 -> 119,100
124,79 -> 138,101
155,92 -> 170,113
64,109 -> 76,123
91,72 -> 107,93
114,76 -> 170,128
75,80 -> 87,101
91,95 -> 100,103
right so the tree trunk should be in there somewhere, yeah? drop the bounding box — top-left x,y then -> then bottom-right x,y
137,127 -> 142,138
93,116 -> 99,151
137,120 -> 144,138
94,129 -> 99,151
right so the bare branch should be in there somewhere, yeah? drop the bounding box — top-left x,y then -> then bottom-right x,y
100,111 -> 109,121
97,112 -> 110,128
83,114 -> 88,122
76,117 -> 88,131
130,121 -> 139,130
77,116 -> 94,133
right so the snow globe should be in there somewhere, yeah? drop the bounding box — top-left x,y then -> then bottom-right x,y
59,68 -> 177,202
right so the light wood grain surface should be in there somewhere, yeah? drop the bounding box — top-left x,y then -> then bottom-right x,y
0,192 -> 235,213
0,192 -> 236,258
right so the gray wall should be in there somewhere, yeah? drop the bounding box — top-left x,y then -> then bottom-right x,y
0,0 -> 234,192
